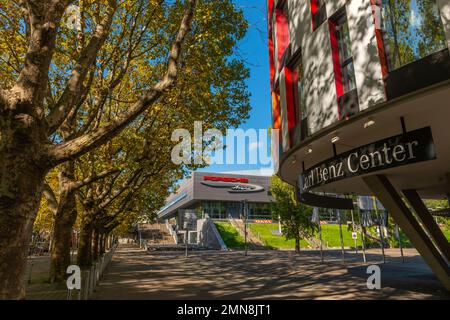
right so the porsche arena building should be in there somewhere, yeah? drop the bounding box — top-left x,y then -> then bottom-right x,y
268,0 -> 450,289
157,172 -> 273,222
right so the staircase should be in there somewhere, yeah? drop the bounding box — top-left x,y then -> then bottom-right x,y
139,223 -> 176,246
229,218 -> 265,248
305,236 -> 322,249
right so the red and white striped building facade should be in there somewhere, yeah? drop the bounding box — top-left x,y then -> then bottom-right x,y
268,0 -> 450,289
268,0 -> 450,196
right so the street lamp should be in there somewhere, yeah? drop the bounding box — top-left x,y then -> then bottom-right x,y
244,199 -> 248,257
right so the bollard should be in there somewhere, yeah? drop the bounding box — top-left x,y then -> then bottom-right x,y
83,270 -> 90,300
28,261 -> 34,284
90,264 -> 96,296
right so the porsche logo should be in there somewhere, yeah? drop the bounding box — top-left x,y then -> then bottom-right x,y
200,178 -> 265,193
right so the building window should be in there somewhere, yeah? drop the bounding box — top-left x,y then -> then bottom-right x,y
380,0 -> 447,71
292,58 -> 309,139
248,203 -> 271,220
329,8 -> 359,119
311,0 -> 327,30
331,10 -> 356,95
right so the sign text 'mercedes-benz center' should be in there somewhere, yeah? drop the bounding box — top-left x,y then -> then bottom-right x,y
300,127 -> 436,192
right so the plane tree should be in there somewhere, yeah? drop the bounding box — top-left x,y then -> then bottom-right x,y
270,176 -> 318,254
0,0 -> 250,298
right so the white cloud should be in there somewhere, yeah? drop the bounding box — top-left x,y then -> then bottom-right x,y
218,168 -> 274,177
248,141 -> 262,152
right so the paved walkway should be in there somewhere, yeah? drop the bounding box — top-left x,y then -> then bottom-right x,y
93,244 -> 450,300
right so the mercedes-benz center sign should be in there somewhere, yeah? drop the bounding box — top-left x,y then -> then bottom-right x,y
300,127 -> 436,192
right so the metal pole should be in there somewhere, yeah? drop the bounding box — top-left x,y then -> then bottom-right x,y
244,200 -> 248,257
319,222 -> 324,263
356,205 -> 367,263
28,260 -> 33,284
278,215 -> 282,234
396,224 -> 405,263
350,209 -> 358,254
373,197 -> 386,263
338,210 -> 345,263
185,231 -> 188,258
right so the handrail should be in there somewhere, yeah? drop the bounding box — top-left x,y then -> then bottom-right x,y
165,221 -> 178,244
207,219 -> 228,251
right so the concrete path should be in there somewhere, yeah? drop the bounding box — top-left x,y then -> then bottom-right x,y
93,244 -> 450,300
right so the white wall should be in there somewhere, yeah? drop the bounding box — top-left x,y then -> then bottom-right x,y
437,0 -> 450,51
280,0 -> 396,135
279,69 -> 290,152
287,0 -> 310,55
347,0 -> 387,110
325,0 -> 347,18
303,21 -> 339,134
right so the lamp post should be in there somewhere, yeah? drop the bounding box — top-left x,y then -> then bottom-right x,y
338,210 -> 345,263
244,199 -> 248,257
185,231 -> 189,258
356,203 -> 367,263
395,224 -> 405,263
373,197 -> 386,264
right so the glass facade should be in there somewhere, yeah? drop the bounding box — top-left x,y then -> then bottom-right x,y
200,201 -> 272,220
335,14 -> 356,94
293,62 -> 307,123
381,0 -> 447,71
311,0 -> 327,30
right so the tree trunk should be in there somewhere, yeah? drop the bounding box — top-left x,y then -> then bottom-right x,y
77,221 -> 93,268
49,161 -> 78,283
295,236 -> 301,255
99,234 -> 105,256
50,215 -> 74,282
92,229 -> 99,262
106,234 -> 111,250
0,157 -> 46,299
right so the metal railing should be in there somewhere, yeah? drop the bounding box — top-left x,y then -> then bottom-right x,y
165,221 -> 178,244
67,243 -> 117,300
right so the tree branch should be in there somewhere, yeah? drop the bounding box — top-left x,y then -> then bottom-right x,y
12,0 -> 71,114
69,168 -> 121,191
42,182 -> 59,215
45,0 -> 118,134
0,89 -> 7,110
98,169 -> 143,210
47,0 -> 197,164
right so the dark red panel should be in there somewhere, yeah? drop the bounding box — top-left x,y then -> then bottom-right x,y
204,176 -> 249,183
329,20 -> 344,119
275,7 -> 290,70
284,67 -> 296,147
268,0 -> 275,88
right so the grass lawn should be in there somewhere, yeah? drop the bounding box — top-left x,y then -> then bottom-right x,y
249,224 -> 309,249
320,224 -> 363,248
214,222 -> 246,249
443,229 -> 450,242
215,221 -> 436,251
249,223 -> 366,249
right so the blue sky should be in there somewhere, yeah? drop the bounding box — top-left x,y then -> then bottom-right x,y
198,0 -> 273,176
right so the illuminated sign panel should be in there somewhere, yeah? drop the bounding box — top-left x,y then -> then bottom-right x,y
201,176 -> 264,193
203,176 -> 249,183
300,127 -> 436,192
